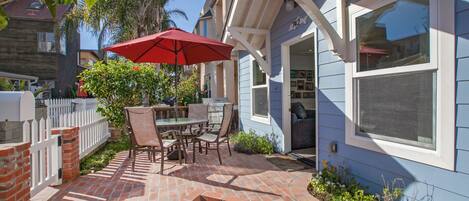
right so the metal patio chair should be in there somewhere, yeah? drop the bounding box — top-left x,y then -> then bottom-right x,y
192,103 -> 234,165
125,107 -> 185,174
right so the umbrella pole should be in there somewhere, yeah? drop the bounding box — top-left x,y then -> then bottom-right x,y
174,46 -> 178,121
174,63 -> 178,120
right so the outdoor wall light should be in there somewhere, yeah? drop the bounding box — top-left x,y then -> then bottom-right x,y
330,141 -> 338,153
285,0 -> 297,12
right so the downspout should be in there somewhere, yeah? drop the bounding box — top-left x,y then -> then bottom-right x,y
220,0 -> 234,41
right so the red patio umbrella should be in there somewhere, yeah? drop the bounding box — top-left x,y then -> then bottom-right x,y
104,28 -> 234,117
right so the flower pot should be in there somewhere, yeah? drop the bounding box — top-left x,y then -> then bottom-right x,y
109,127 -> 122,141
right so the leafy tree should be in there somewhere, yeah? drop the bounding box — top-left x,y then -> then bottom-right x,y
160,64 -> 201,105
79,59 -> 170,128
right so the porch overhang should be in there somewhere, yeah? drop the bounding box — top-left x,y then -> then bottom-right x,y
224,0 -> 351,65
223,0 -> 283,75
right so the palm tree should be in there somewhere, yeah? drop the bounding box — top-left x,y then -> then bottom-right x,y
63,0 -> 188,58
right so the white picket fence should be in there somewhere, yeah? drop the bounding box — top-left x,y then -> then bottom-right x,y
59,109 -> 110,159
44,98 -> 98,128
23,118 -> 62,197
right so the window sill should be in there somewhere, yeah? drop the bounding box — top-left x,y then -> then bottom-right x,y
345,133 -> 454,170
251,115 -> 270,125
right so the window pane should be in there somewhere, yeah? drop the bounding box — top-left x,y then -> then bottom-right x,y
356,71 -> 436,149
357,0 -> 430,71
253,87 -> 268,117
253,60 -> 266,86
37,32 -> 56,53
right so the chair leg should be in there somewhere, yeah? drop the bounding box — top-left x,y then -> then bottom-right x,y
147,148 -> 151,161
177,144 -> 182,165
160,150 -> 164,175
198,141 -> 202,153
192,141 -> 196,163
152,147 -> 156,162
132,147 -> 137,172
216,143 -> 222,165
128,148 -> 132,159
205,142 -> 208,155
182,141 -> 188,164
227,140 -> 232,156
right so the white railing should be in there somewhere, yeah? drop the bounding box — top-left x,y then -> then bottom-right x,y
59,109 -> 110,159
44,98 -> 98,128
24,118 -> 62,197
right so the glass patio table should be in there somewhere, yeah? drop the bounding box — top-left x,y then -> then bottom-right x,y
156,118 -> 208,129
156,118 -> 208,160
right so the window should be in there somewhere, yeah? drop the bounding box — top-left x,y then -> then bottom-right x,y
346,0 -> 455,170
251,56 -> 269,122
60,33 -> 67,55
203,20 -> 208,37
37,32 -> 66,54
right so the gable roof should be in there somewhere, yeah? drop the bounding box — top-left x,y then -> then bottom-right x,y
200,9 -> 213,20
4,0 -> 70,22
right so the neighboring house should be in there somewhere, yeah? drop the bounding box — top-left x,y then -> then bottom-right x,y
0,0 -> 80,98
194,0 -> 238,104
78,49 -> 99,70
221,0 -> 469,200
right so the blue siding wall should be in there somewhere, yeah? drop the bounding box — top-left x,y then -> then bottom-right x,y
317,1 -> 469,200
238,1 -> 469,199
238,3 -> 316,152
238,51 -> 281,146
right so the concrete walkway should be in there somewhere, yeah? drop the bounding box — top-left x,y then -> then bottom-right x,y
46,145 -> 317,201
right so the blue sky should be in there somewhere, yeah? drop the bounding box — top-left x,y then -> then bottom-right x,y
80,0 -> 205,50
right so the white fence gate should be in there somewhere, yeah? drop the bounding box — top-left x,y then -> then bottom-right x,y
59,109 -> 110,159
44,98 -> 98,128
23,118 -> 62,197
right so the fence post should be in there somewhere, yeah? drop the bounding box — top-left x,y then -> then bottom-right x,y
51,127 -> 80,182
0,143 -> 31,201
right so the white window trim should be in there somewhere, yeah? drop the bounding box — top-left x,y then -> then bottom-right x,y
250,55 -> 270,125
345,0 -> 455,170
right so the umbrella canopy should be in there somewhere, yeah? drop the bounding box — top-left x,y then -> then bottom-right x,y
104,28 -> 234,65
104,28 -> 233,117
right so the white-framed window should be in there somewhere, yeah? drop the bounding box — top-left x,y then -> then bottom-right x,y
37,32 -> 66,54
250,55 -> 270,124
345,0 -> 455,170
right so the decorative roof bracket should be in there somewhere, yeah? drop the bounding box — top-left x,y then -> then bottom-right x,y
294,0 -> 350,62
228,27 -> 271,75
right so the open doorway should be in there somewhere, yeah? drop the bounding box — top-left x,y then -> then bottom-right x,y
282,34 -> 317,167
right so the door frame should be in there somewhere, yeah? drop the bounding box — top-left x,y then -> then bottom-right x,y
281,30 -> 318,168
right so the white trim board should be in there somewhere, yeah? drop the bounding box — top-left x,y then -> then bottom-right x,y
249,54 -> 271,125
281,31 -> 318,157
344,0 -> 456,170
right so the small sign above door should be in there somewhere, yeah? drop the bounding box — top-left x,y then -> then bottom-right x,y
289,16 -> 308,32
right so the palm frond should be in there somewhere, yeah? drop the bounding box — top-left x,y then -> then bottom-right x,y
166,8 -> 188,20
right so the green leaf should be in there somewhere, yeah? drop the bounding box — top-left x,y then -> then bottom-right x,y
42,0 -> 57,17
0,7 -> 8,31
84,0 -> 97,9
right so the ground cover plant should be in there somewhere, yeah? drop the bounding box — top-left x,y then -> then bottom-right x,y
231,130 -> 274,155
308,160 -> 402,201
80,135 -> 130,175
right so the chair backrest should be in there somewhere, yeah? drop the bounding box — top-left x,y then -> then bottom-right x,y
188,104 -> 209,120
218,103 -> 234,138
125,107 -> 163,147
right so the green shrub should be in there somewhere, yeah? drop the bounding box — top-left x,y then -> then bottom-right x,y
231,130 -> 274,155
80,59 -> 171,128
308,160 -> 402,201
80,135 -> 130,175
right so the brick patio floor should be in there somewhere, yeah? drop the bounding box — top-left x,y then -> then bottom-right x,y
48,145 -> 317,201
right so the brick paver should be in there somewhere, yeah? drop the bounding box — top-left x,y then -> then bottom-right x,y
49,145 -> 317,201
